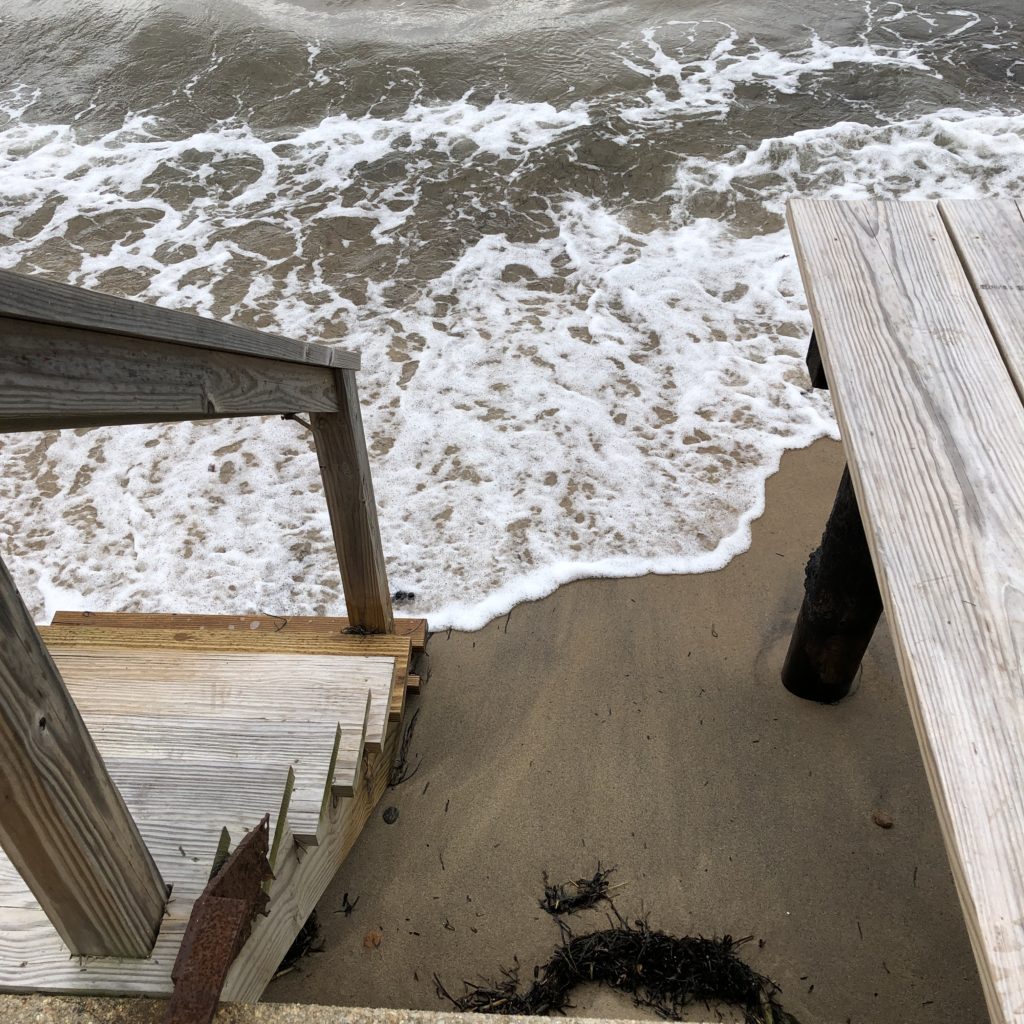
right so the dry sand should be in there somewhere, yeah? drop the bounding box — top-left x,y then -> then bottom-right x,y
267,438 -> 988,1024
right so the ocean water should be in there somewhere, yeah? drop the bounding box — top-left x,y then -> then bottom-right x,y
0,0 -> 1021,629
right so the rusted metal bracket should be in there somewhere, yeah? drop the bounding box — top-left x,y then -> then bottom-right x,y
164,815 -> 274,1024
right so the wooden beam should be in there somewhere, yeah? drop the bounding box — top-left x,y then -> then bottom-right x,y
311,370 -> 394,634
0,552 -> 166,957
0,316 -> 341,432
0,268 -> 357,370
48,611 -> 429,653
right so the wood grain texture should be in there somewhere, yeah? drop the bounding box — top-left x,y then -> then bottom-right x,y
788,198 -> 1024,1024
312,369 -> 394,634
223,692 -> 405,1001
0,553 -> 166,958
77,715 -> 365,838
0,644 -> 379,993
45,646 -> 391,752
939,200 -> 1024,400
0,267 -> 357,370
0,316 -> 339,432
39,628 -> 403,749
49,610 -> 429,654
39,624 -> 410,659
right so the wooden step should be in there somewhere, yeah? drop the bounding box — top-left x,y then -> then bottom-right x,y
49,610 -> 429,654
40,626 -> 405,749
0,613 -> 423,1000
80,714 -> 368,849
0,642 -> 389,996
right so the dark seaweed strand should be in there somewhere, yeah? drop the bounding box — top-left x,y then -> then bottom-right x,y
540,865 -> 615,916
275,910 -> 322,976
436,916 -> 800,1024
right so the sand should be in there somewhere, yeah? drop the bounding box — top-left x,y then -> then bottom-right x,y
266,438 -> 989,1024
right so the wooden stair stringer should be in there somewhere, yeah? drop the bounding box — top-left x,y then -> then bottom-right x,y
223,688 -> 404,1002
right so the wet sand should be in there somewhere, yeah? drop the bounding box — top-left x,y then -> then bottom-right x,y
267,438 -> 988,1024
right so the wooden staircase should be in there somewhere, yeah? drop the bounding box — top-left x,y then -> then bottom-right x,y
0,267 -> 422,1009
0,613 -> 426,1001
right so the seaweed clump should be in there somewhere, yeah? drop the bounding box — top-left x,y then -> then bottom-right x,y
436,912 -> 800,1024
274,910 -> 323,977
540,865 -> 616,915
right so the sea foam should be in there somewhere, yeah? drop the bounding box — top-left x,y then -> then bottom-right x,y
0,13 -> 1021,629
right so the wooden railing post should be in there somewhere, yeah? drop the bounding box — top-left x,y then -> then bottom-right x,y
0,553 -> 167,957
310,369 -> 394,634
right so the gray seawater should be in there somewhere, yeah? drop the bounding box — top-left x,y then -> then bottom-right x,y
0,0 -> 1021,627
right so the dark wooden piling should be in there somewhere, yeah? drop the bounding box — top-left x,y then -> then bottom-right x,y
806,329 -> 829,390
782,467 -> 882,702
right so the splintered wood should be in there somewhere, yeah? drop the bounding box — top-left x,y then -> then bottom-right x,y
0,614 -> 421,1001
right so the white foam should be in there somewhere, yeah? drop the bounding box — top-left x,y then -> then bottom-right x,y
0,15 -> 1021,629
618,26 -> 933,124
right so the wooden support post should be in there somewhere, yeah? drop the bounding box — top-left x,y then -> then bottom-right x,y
311,369 -> 394,634
806,329 -> 829,389
782,467 -> 882,702
0,553 -> 167,957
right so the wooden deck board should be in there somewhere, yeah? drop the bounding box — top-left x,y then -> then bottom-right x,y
939,199 -> 1024,401
49,611 -> 429,654
41,637 -> 394,751
788,198 -> 1024,1024
42,622 -> 416,726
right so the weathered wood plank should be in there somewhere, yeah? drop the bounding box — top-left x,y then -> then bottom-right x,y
0,316 -> 340,432
312,370 -> 394,634
387,645 -> 411,723
79,714 -> 361,783
0,553 -> 166,958
0,751 -> 306,991
787,197 -> 1024,1024
0,267 -> 357,370
46,646 -> 391,751
79,715 -> 365,835
49,610 -> 429,654
39,628 -> 403,747
939,200 -> 1024,399
39,624 -> 411,660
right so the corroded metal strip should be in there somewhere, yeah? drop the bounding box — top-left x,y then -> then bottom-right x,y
164,815 -> 273,1024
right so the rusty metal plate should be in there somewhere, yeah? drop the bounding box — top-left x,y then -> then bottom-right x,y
164,815 -> 274,1024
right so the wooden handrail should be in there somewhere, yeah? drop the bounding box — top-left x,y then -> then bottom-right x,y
0,269 -> 394,957
0,315 -> 341,432
0,269 -> 392,633
0,268 -> 357,369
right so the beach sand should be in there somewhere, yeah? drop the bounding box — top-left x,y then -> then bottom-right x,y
267,438 -> 988,1024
